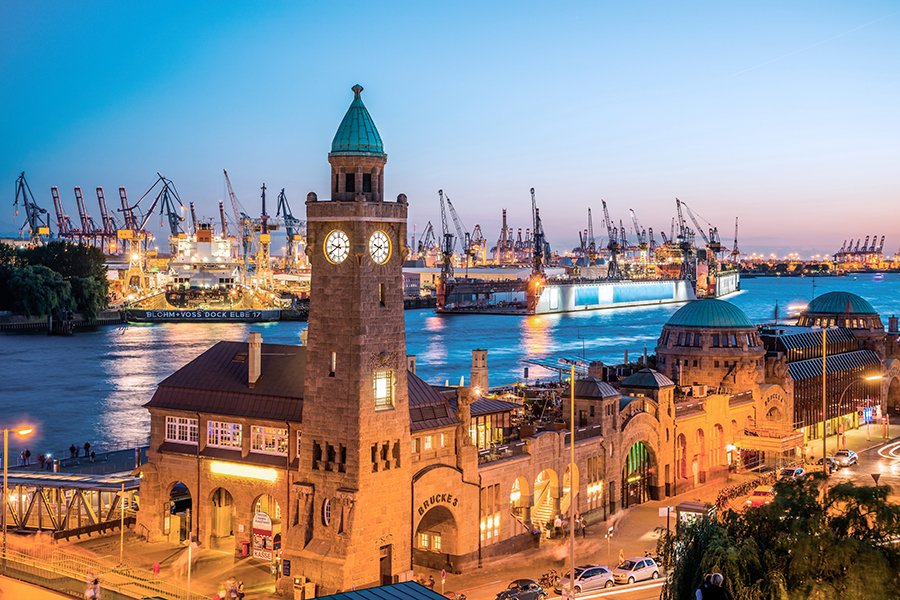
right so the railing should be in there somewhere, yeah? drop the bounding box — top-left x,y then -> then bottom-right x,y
563,424 -> 604,445
4,541 -> 207,600
478,440 -> 529,465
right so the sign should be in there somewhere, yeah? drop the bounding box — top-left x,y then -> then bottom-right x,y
619,549 -> 624,564
417,493 -> 459,516
872,474 -> 881,485
252,512 -> 273,561
283,559 -> 291,577
441,569 -> 446,582
126,309 -> 281,323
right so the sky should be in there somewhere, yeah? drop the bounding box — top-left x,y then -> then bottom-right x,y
2,1 -> 898,257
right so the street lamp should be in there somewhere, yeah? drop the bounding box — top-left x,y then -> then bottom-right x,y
3,426 -> 33,561
559,358 -> 577,600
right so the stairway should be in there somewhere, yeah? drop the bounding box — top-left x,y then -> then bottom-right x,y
531,484 -> 556,530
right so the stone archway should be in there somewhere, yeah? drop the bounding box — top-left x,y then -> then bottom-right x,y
677,433 -> 688,479
532,469 -> 559,532
694,428 -> 706,483
562,463 -> 580,516
251,494 -> 281,563
889,377 -> 900,414
166,481 -> 192,543
209,487 -> 235,550
622,441 -> 655,508
415,505 -> 459,571
510,476 -> 531,529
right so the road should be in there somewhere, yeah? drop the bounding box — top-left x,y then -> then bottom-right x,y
826,436 -> 900,494
460,578 -> 666,600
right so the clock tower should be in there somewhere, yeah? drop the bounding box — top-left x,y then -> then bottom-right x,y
291,85 -> 412,593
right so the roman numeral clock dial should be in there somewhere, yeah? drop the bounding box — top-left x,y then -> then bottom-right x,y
324,230 -> 350,264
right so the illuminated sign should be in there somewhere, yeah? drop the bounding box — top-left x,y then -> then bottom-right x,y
210,461 -> 278,482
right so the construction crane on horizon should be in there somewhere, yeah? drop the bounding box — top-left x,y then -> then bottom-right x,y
444,192 -> 472,270
731,217 -> 741,262
275,188 -> 306,271
587,208 -> 597,264
438,189 -> 455,280
601,199 -> 621,279
13,172 -> 52,244
530,187 -> 545,278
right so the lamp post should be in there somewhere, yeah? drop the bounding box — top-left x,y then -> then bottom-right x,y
3,426 -> 33,563
559,359 -> 577,600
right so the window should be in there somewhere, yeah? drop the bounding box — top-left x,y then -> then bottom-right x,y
330,352 -> 336,377
297,432 -> 302,457
423,435 -> 432,451
323,499 -> 331,526
165,417 -> 198,444
412,438 -> 419,453
420,532 -> 429,548
433,534 -> 442,551
714,361 -> 720,368
712,334 -> 719,347
345,173 -> 355,193
207,421 -> 242,448
251,426 -> 288,454
379,283 -> 385,306
480,513 -> 500,543
363,173 -> 372,193
731,334 -> 737,347
693,334 -> 701,347
374,370 -> 394,409
440,433 -> 446,448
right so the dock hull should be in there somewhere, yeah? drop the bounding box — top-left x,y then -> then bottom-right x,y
126,308 -> 282,323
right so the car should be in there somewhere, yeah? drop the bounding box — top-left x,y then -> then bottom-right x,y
554,565 -> 614,593
834,449 -> 858,467
495,580 -> 547,600
779,467 -> 806,481
746,486 -> 775,508
612,558 -> 660,585
813,456 -> 840,472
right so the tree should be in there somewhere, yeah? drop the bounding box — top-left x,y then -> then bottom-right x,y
658,475 -> 900,600
8,265 -> 74,317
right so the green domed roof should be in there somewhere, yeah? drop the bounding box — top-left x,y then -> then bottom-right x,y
666,299 -> 754,329
330,84 -> 385,157
806,291 -> 877,315
621,368 -> 675,389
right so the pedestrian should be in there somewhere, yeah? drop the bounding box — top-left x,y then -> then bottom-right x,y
579,514 -> 587,538
84,577 -> 100,599
70,444 -> 77,458
427,575 -> 435,590
75,443 -> 80,458
46,454 -> 53,470
702,573 -> 732,600
18,451 -> 25,466
24,448 -> 31,465
90,450 -> 96,463
237,580 -> 245,600
695,574 -> 712,600
84,441 -> 90,456
554,515 -> 563,538
230,581 -> 238,599
38,452 -> 45,469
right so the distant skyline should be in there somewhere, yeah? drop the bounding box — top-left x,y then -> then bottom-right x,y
2,1 -> 898,257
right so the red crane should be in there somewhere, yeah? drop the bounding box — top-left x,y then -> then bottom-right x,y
51,186 -> 75,238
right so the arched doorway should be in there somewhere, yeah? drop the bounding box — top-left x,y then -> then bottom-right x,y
712,424 -> 725,467
694,429 -> 705,484
251,494 -> 281,564
510,476 -> 530,531
166,482 -> 191,543
889,378 -> 900,414
562,463 -> 580,516
210,488 -> 235,550
415,505 -> 458,570
532,469 -> 558,533
622,442 -> 654,508
677,434 -> 687,479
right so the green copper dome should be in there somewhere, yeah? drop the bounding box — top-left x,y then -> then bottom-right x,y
806,291 -> 877,315
330,84 -> 385,157
666,299 -> 754,329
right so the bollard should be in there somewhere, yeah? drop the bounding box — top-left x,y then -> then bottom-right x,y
135,447 -> 141,467
53,459 -> 60,473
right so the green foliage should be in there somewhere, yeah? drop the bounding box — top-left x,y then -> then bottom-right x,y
658,475 -> 900,600
0,241 -> 108,317
8,265 -> 74,317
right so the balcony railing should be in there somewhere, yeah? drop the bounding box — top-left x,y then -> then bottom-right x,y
478,440 -> 529,465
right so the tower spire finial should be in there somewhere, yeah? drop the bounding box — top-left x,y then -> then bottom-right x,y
352,84 -> 363,99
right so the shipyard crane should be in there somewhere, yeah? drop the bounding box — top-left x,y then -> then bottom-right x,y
189,202 -> 199,235
438,190 -> 455,280
224,169 -> 253,273
114,186 -> 149,290
255,183 -> 273,287
118,188 -> 138,231
417,221 -> 435,255
839,239 -> 847,254
681,200 -> 723,276
601,199 -> 621,279
51,187 -> 75,240
74,187 -> 103,246
444,193 -> 472,268
120,174 -> 187,259
469,224 -> 487,265
587,208 -> 598,264
275,188 -> 306,270
660,230 -> 669,245
731,218 -> 741,263
675,198 -> 695,280
13,172 -> 52,244
96,187 -> 120,253
648,228 -> 656,252
854,239 -> 861,253
630,209 -> 648,251
878,235 -> 885,253
862,236 -> 870,253
530,187 -> 545,277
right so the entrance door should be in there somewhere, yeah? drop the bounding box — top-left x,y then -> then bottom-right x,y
380,544 -> 392,586
579,410 -> 587,427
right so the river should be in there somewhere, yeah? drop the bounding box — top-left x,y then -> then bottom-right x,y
2,273 -> 896,456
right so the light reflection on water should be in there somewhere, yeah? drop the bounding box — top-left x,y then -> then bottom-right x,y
1,273 -> 896,454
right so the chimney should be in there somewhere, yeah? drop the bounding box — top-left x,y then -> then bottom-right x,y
248,332 -> 262,388
407,355 -> 417,375
890,315 -> 898,333
588,361 -> 604,379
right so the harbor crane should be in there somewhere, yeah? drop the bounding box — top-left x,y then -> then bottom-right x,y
417,221 -> 435,256
530,187 -> 545,278
219,201 -> 230,237
189,202 -> 199,236
224,169 -> 252,273
469,224 -> 487,265
444,193 -> 472,269
275,188 -> 306,271
51,186 -> 75,240
587,208 -> 598,264
630,209 -> 648,251
675,198 -> 695,280
116,187 -> 150,291
74,187 -> 102,246
96,187 -> 120,253
731,218 -> 741,262
438,189 -> 455,280
601,199 -> 621,279
660,230 -> 669,245
681,200 -> 722,276
648,228 -> 656,252
13,172 -> 52,244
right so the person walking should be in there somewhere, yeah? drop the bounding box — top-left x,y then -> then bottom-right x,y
70,444 -> 77,458
695,574 -> 712,600
38,452 -> 45,469
237,580 -> 245,600
24,448 -> 31,465
84,441 -> 91,457
579,514 -> 587,538
90,450 -> 96,463
702,574 -> 732,600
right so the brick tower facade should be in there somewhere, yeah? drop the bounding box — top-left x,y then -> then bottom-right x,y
291,85 -> 412,593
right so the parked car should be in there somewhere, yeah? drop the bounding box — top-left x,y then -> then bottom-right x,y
746,486 -> 775,508
554,565 -> 614,593
779,466 -> 806,481
496,580 -> 547,600
834,449 -> 858,467
612,558 -> 660,585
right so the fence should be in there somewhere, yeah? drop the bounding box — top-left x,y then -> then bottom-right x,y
3,541 -> 207,600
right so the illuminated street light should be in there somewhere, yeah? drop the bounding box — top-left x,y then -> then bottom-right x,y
3,426 -> 33,559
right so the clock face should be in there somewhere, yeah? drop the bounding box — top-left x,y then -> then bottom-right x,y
369,230 -> 391,264
324,230 -> 350,264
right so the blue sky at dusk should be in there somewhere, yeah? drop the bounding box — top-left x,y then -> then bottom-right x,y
2,1 -> 898,257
